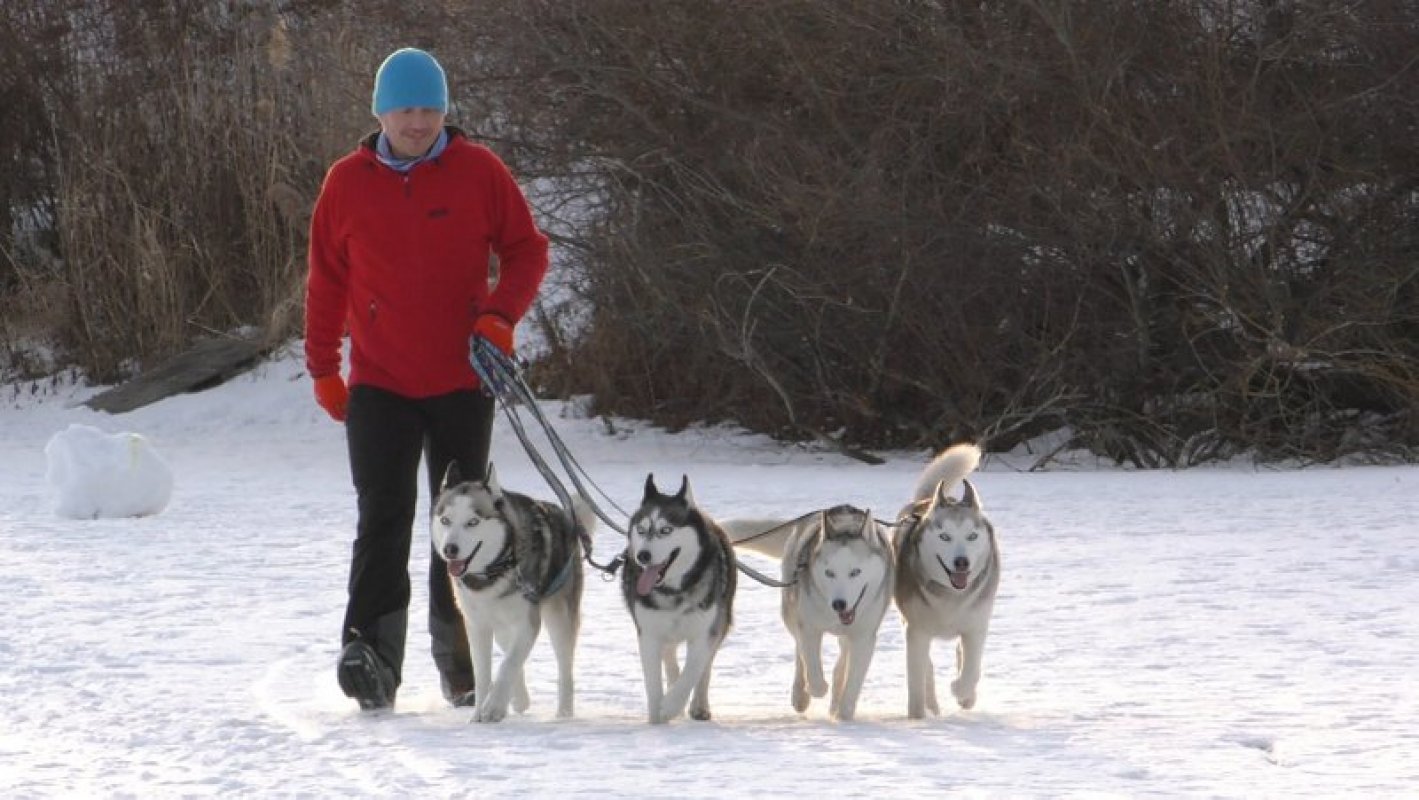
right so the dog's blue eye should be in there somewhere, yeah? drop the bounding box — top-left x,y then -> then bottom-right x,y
967,533 -> 977,541
939,533 -> 951,542
849,568 -> 861,578
658,525 -> 672,536
439,516 -> 450,526
465,518 -> 480,528
824,570 -> 835,578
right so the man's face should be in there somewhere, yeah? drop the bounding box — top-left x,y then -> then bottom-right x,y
378,107 -> 446,158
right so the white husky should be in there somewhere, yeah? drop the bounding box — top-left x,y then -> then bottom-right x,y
893,443 -> 1000,718
622,474 -> 737,724
430,462 -> 589,722
732,505 -> 894,721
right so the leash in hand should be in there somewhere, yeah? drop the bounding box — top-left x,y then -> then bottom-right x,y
470,336 -> 626,577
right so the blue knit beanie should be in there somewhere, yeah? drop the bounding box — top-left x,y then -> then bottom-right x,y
371,48 -> 448,115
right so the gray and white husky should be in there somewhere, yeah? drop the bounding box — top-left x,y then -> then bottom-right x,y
732,505 -> 895,721
893,443 -> 999,718
621,474 -> 737,724
430,462 -> 589,722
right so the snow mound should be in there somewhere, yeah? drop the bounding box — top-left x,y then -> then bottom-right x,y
44,423 -> 173,519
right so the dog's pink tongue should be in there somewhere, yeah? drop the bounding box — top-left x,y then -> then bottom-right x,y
636,562 -> 666,596
948,571 -> 970,590
838,609 -> 856,626
447,559 -> 469,578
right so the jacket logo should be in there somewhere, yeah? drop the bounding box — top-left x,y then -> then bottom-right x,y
428,207 -> 450,219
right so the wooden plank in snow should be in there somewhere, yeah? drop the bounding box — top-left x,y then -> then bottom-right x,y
84,338 -> 271,414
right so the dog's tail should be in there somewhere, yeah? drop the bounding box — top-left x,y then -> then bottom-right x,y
912,443 -> 983,503
570,495 -> 598,536
721,517 -> 797,559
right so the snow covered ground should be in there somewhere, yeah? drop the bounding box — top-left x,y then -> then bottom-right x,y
2,343 -> 1416,797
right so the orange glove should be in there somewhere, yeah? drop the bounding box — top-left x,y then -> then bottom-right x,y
313,374 -> 349,422
473,313 -> 515,356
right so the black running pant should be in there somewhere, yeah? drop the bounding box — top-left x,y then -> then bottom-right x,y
340,384 -> 494,698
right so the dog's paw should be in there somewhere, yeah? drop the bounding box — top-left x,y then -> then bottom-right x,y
950,678 -> 977,710
475,703 -> 509,723
792,697 -> 810,713
809,677 -> 830,698
832,693 -> 857,721
791,679 -> 810,713
688,704 -> 712,721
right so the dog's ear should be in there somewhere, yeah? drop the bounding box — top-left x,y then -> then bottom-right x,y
933,477 -> 953,508
815,509 -> 829,544
643,473 -> 659,502
677,474 -> 695,506
857,508 -> 874,538
961,478 -> 983,512
442,460 -> 462,490
485,462 -> 502,495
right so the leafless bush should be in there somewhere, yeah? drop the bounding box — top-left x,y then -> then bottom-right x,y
457,0 -> 1419,463
1,1 -> 389,381
3,0 -> 1415,463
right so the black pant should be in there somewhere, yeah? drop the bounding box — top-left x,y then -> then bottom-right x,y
340,384 -> 494,699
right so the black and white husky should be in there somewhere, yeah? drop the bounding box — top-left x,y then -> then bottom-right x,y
731,505 -> 895,721
621,474 -> 737,724
893,443 -> 1000,718
430,462 -> 589,722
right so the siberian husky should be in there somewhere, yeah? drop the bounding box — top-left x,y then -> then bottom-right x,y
732,505 -> 894,721
893,443 -> 999,718
430,462 -> 588,722
621,474 -> 737,724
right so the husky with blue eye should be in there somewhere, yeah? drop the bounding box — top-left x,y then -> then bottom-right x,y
430,461 -> 590,722
621,474 -> 737,724
893,443 -> 1000,719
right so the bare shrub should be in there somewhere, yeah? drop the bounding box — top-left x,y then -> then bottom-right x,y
457,0 -> 1419,463
4,0 -> 1415,463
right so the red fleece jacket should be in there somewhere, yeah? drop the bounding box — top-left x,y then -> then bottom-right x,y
304,130 -> 549,398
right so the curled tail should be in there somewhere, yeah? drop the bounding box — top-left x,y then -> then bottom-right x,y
912,443 -> 983,503
570,496 -> 598,537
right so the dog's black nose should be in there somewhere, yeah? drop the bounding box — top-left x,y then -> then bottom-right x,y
636,550 -> 651,564
953,556 -> 970,571
443,544 -> 459,559
831,599 -> 846,612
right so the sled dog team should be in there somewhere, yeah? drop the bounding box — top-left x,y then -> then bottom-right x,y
430,443 -> 998,724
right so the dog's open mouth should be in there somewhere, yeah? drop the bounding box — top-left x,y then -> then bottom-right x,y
836,584 -> 868,626
937,555 -> 971,590
635,548 -> 680,596
446,542 -> 482,579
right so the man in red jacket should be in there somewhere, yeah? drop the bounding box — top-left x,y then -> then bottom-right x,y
305,47 -> 549,711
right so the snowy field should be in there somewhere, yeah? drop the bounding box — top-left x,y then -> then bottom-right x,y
2,343 -> 1416,798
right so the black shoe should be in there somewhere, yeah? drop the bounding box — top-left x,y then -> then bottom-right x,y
441,673 -> 476,708
337,640 -> 396,711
